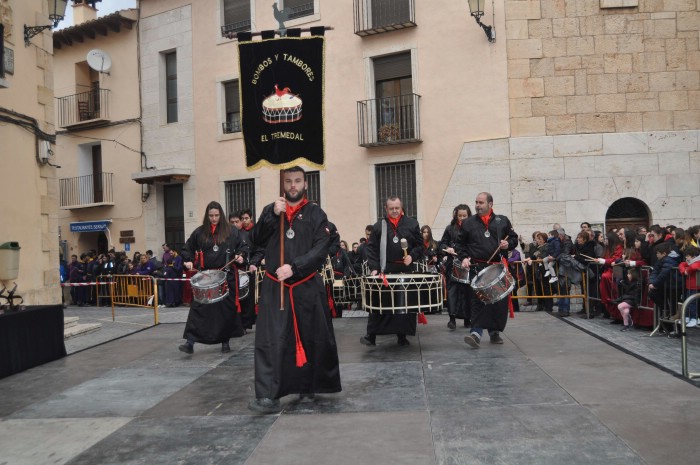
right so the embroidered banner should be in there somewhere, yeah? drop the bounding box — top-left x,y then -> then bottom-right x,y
238,37 -> 325,170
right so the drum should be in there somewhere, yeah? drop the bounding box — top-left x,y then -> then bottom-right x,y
238,270 -> 250,300
470,264 -> 515,304
451,258 -> 470,284
321,256 -> 334,286
332,279 -> 345,302
361,273 -> 443,314
190,269 -> 229,304
254,267 -> 265,304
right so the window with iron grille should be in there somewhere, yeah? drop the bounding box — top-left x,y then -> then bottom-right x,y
225,179 -> 256,220
306,170 -> 320,206
223,80 -> 241,134
0,25 -> 5,78
375,161 -> 416,220
222,0 -> 251,36
165,52 -> 178,123
284,0 -> 314,20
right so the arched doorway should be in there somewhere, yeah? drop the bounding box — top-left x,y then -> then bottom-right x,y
97,232 -> 108,254
605,197 -> 650,233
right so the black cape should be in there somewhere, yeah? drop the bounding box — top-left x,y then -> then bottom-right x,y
181,224 -> 247,344
251,202 -> 341,399
439,222 -> 473,322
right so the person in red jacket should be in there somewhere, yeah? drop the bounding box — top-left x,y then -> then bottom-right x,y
679,246 -> 700,328
594,232 -> 624,320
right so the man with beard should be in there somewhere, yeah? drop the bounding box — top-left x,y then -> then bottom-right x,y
439,204 -> 474,330
248,166 -> 341,414
361,196 -> 423,346
458,192 -> 518,348
179,201 -> 248,354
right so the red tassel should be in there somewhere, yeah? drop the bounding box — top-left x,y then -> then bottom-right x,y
502,257 -> 515,319
327,285 -> 337,318
255,304 -> 259,315
296,342 -> 308,367
418,312 -> 428,325
381,273 -> 389,287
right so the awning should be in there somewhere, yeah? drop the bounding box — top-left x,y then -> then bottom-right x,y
131,168 -> 192,184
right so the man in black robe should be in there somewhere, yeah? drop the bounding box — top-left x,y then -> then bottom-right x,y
248,166 -> 341,414
457,192 -> 518,348
234,208 -> 264,331
179,201 -> 248,354
361,196 -> 423,346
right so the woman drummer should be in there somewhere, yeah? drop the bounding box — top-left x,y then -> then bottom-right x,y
179,201 -> 249,354
438,204 -> 474,330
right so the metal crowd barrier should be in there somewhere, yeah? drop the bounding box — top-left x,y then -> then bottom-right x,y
680,293 -> 700,380
511,260 -> 588,307
109,274 -> 159,324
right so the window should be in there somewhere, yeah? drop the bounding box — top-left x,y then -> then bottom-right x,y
375,161 -> 416,220
225,179 -> 256,220
223,80 -> 241,134
306,171 -> 320,206
0,24 -> 4,78
222,0 -> 251,36
165,52 -> 178,123
284,0 -> 314,20
373,52 -> 415,141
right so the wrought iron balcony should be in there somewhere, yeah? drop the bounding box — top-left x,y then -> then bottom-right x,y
56,88 -> 110,129
354,0 -> 416,36
221,19 -> 251,39
357,93 -> 421,147
59,173 -> 114,209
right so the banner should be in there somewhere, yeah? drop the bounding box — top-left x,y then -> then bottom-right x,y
238,37 -> 325,170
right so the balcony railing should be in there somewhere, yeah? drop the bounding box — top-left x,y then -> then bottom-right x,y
357,93 -> 421,147
221,19 -> 251,39
59,173 -> 114,209
354,0 -> 416,36
56,88 -> 110,129
222,118 -> 241,134
288,2 -> 314,20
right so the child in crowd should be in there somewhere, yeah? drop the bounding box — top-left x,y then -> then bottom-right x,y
678,246 -> 700,328
648,242 -> 683,320
543,229 -> 561,284
616,268 -> 640,331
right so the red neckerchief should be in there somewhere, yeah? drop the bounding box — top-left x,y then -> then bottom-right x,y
242,223 -> 254,232
210,223 -> 217,235
285,199 -> 308,225
479,209 -> 493,229
457,220 -> 462,228
423,240 -> 430,249
388,214 -> 402,230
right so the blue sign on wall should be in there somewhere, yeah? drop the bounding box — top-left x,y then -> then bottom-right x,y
125,243 -> 130,252
69,220 -> 111,233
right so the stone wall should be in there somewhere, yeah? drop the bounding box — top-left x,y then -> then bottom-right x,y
434,130 -> 700,239
505,0 -> 700,137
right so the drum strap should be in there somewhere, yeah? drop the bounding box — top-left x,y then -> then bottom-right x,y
265,271 -> 317,367
380,219 -> 387,274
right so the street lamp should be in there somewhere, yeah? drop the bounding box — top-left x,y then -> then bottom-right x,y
467,0 -> 496,43
24,0 -> 68,46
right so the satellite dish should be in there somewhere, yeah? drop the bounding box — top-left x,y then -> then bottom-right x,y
87,49 -> 112,74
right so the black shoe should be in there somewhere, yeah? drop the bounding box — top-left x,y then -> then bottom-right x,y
464,334 -> 480,348
447,319 -> 456,330
248,398 -> 281,414
178,343 -> 194,354
490,333 -> 504,344
620,325 -> 631,332
397,337 -> 410,346
464,320 -> 471,328
299,393 -> 316,403
221,342 -> 231,353
557,311 -> 570,317
360,335 -> 376,346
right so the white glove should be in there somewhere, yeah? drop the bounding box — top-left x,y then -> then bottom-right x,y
597,258 -> 606,265
629,260 -> 636,267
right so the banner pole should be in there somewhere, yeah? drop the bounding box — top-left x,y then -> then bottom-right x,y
279,169 -> 285,311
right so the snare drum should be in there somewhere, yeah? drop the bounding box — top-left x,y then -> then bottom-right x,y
332,279 -> 345,302
470,264 -> 515,304
361,274 -> 443,314
238,270 -> 250,301
321,256 -> 335,286
190,269 -> 229,304
451,258 -> 470,284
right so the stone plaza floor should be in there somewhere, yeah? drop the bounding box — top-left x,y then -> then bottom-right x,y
0,305 -> 698,464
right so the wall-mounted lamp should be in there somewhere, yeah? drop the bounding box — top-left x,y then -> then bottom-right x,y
468,0 -> 496,43
24,0 -> 68,47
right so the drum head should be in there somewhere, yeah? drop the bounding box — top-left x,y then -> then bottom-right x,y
238,272 -> 250,288
191,270 -> 226,287
472,264 -> 505,289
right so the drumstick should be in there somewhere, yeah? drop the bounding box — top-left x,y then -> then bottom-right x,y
487,244 -> 502,263
579,253 -> 597,260
400,238 -> 408,257
441,248 -> 458,256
